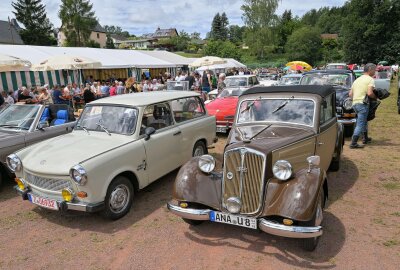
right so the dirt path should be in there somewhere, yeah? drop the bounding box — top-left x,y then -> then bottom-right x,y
0,85 -> 399,269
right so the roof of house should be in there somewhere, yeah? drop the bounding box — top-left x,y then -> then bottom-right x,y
242,85 -> 336,98
92,23 -> 106,33
143,28 -> 178,38
0,20 -> 24,45
110,34 -> 128,41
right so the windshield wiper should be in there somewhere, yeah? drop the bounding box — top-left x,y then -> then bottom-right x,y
243,124 -> 272,143
96,122 -> 111,136
77,125 -> 90,135
272,96 -> 294,114
0,124 -> 28,130
240,96 -> 262,114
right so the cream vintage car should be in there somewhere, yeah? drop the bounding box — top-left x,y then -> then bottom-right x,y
8,91 -> 216,220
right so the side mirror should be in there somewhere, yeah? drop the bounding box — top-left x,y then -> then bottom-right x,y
144,127 -> 156,141
38,122 -> 49,130
307,155 -> 320,173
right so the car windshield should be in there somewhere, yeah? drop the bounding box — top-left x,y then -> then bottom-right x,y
225,77 -> 248,87
280,76 -> 301,85
0,105 -> 39,130
218,88 -> 245,98
300,73 -> 352,88
237,98 -> 315,126
76,105 -> 138,135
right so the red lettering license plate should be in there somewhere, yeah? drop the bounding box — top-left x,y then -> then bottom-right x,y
28,194 -> 59,210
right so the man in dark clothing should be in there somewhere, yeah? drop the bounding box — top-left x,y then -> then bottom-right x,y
83,87 -> 96,103
53,87 -> 69,105
185,72 -> 196,89
0,91 -> 4,107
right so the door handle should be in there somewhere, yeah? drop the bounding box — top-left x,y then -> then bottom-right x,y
318,142 -> 324,146
173,131 -> 182,136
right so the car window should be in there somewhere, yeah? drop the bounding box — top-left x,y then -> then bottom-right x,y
253,76 -> 259,85
140,102 -> 173,134
238,98 -> 315,126
0,104 -> 39,130
320,94 -> 335,124
171,97 -> 205,123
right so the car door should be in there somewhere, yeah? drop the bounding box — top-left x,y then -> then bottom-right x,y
315,94 -> 337,171
140,102 -> 182,183
170,96 -> 210,162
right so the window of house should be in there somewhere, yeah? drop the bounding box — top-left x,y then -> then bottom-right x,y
97,33 -> 100,39
171,97 -> 205,123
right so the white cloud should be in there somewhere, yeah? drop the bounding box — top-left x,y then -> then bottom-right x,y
1,0 -> 346,37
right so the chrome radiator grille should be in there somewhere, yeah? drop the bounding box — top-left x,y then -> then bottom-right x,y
25,172 -> 72,192
223,148 -> 266,215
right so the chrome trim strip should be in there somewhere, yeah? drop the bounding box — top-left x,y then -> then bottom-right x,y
222,147 -> 267,216
167,202 -> 211,220
337,118 -> 356,124
258,219 -> 323,239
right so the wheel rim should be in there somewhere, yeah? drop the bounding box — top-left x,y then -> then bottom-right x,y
193,145 -> 205,157
109,184 -> 130,214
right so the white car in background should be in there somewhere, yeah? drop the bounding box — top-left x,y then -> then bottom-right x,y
9,91 -> 217,220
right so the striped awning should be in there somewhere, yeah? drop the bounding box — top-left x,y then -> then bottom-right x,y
0,70 -> 81,92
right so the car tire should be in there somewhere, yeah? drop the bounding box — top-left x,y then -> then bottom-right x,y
344,125 -> 354,138
192,141 -> 207,157
302,188 -> 325,251
182,218 -> 204,226
183,99 -> 197,112
102,176 -> 134,220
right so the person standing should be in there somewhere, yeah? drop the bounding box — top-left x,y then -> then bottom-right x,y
217,73 -> 226,94
202,70 -> 212,93
349,63 -> 377,149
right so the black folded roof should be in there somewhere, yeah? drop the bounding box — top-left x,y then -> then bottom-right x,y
242,85 -> 336,98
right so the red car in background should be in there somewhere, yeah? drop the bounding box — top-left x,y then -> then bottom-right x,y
205,75 -> 259,133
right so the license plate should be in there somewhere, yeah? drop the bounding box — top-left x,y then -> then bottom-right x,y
216,127 -> 227,133
210,211 -> 257,229
28,194 -> 59,210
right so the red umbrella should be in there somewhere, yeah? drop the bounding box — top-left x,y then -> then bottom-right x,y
290,64 -> 304,71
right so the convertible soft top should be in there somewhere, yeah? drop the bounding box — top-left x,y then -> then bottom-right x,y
242,85 -> 336,98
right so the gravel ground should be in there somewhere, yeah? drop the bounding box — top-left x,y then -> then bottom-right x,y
0,84 -> 399,270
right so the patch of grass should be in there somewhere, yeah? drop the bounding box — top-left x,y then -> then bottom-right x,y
383,182 -> 400,190
390,212 -> 400,217
383,239 -> 399,247
372,218 -> 386,225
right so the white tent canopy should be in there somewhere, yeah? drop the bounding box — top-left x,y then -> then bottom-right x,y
0,45 -> 178,69
140,50 -> 193,66
195,58 -> 246,72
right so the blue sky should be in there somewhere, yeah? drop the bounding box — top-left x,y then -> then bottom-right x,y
1,0 -> 347,37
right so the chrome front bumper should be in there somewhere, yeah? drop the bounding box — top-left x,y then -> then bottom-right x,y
15,186 -> 104,213
167,202 -> 322,239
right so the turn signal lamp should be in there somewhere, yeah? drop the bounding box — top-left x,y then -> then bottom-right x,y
283,219 -> 293,226
62,189 -> 74,202
179,202 -> 188,208
77,191 -> 87,198
15,178 -> 25,190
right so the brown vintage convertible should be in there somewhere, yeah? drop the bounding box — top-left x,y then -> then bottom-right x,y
167,85 -> 344,251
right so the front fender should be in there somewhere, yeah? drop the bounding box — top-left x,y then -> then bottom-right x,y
173,157 -> 222,210
262,167 -> 326,222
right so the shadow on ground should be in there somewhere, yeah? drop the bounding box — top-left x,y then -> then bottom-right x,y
32,169 -> 178,233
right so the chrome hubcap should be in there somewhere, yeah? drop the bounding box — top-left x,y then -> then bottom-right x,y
194,146 -> 205,157
109,185 -> 130,213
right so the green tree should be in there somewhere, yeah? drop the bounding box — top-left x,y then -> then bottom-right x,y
210,13 -> 222,40
85,39 -> 100,48
203,40 -> 241,59
276,9 -> 298,53
220,12 -> 229,40
285,26 -> 322,65
228,25 -> 245,44
105,33 -> 115,49
12,0 -> 56,45
241,0 -> 280,59
321,38 -> 343,63
104,25 -> 131,38
59,0 -> 97,47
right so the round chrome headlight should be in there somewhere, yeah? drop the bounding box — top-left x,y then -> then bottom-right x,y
226,197 -> 241,214
69,165 -> 88,185
343,98 -> 353,110
198,155 -> 215,174
6,154 -> 22,172
273,160 -> 293,181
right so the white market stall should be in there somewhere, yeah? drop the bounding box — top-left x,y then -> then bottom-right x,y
195,58 -> 246,74
0,45 -> 181,92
